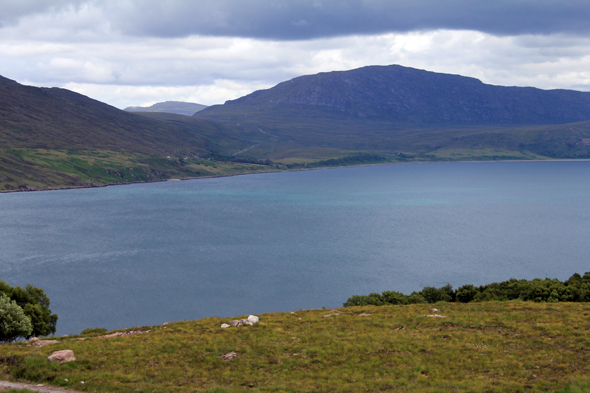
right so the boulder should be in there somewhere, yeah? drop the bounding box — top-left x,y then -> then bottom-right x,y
248,315 -> 259,324
229,320 -> 242,327
220,323 -> 230,328
48,350 -> 76,364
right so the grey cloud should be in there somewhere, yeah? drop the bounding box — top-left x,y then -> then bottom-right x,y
4,0 -> 590,40
56,0 -> 590,39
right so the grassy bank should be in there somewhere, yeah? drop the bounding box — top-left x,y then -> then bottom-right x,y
1,302 -> 589,392
0,148 -> 282,191
0,147 -> 557,193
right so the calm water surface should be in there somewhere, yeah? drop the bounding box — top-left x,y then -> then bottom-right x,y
1,161 -> 589,335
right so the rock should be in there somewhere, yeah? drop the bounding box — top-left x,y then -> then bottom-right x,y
222,351 -> 237,361
358,313 -> 371,317
220,323 -> 230,328
247,315 -> 259,324
229,320 -> 242,327
431,308 -> 439,312
323,314 -> 332,318
48,350 -> 76,364
28,337 -> 39,343
425,314 -> 446,318
240,318 -> 252,326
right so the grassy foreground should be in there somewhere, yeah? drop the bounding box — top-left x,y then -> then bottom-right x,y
1,302 -> 590,392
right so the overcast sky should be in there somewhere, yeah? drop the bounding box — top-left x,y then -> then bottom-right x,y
2,0 -> 590,109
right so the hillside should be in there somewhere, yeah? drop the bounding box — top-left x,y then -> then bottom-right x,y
1,302 -> 590,392
195,65 -> 590,160
124,101 -> 207,116
0,76 -> 276,191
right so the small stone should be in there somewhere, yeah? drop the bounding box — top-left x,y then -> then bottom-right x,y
431,308 -> 439,312
425,314 -> 446,318
222,352 -> 237,361
220,323 -> 230,328
247,315 -> 259,324
323,314 -> 332,318
358,313 -> 371,317
48,349 -> 76,364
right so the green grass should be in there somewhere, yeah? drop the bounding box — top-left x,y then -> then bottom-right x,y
0,148 -> 282,191
1,302 -> 590,392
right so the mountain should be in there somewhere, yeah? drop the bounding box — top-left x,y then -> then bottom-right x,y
125,101 -> 207,116
194,65 -> 590,158
0,76 -> 259,191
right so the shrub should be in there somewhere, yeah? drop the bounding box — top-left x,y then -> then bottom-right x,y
0,294 -> 33,343
344,272 -> 590,308
80,327 -> 108,335
0,280 -> 57,338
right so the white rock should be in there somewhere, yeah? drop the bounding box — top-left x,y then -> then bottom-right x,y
220,323 -> 230,328
48,350 -> 76,364
247,315 -> 259,324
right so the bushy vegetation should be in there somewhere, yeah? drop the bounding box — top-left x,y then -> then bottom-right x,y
344,272 -> 590,307
285,153 -> 388,169
0,295 -> 32,343
79,327 -> 108,335
0,280 -> 57,339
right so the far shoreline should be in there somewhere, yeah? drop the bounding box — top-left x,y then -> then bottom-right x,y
2,157 -> 590,195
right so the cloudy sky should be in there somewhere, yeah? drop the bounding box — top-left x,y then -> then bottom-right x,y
2,0 -> 590,109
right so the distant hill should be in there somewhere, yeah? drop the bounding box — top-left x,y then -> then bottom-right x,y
125,101 -> 207,116
0,76 -> 260,190
194,64 -> 590,158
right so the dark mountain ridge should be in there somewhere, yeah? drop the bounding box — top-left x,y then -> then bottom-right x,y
212,65 -> 590,127
0,75 -> 215,154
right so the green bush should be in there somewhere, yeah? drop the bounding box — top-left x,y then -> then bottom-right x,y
80,327 -> 108,335
344,273 -> 590,307
0,280 -> 57,338
0,294 -> 33,343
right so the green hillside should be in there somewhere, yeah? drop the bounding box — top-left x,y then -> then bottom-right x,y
0,76 -> 276,191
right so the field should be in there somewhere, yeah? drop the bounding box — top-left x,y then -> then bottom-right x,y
1,302 -> 590,392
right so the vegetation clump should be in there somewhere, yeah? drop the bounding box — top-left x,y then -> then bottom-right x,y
0,280 -> 57,339
344,272 -> 590,307
0,295 -> 32,343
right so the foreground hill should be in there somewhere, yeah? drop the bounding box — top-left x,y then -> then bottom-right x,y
124,101 -> 207,116
195,64 -> 590,160
0,76 -> 272,191
1,302 -> 589,392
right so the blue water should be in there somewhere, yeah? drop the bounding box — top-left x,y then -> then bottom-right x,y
1,161 -> 590,335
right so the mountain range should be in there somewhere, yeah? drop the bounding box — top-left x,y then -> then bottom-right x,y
2,64 -> 590,190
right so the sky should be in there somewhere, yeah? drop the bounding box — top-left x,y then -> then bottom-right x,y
2,0 -> 590,109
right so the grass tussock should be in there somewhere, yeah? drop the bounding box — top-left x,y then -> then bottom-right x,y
1,302 -> 590,392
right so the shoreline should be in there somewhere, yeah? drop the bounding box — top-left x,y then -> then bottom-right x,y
2,157 -> 590,195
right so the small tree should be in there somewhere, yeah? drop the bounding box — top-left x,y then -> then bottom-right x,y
0,281 -> 57,338
0,294 -> 33,343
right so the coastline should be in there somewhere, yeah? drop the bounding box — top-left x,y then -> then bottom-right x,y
2,157 -> 590,195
